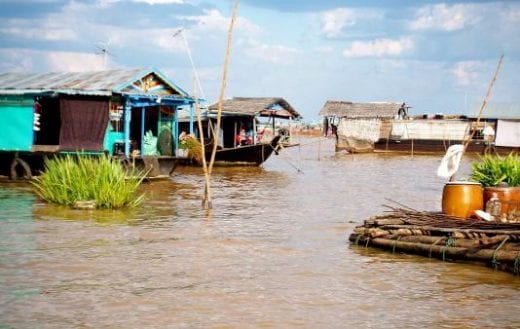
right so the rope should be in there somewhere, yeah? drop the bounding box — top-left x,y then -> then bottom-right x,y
354,234 -> 362,246
513,252 -> 520,275
491,236 -> 509,269
429,236 -> 446,258
392,235 -> 402,254
269,142 -> 304,174
441,236 -> 456,261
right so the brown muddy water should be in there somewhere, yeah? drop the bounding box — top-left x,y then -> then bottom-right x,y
1,137 -> 519,328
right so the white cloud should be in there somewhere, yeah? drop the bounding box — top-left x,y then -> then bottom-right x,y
177,9 -> 261,36
0,48 -> 106,72
452,61 -> 480,86
47,51 -> 106,71
0,49 -> 36,72
131,0 -> 183,4
316,46 -> 334,54
501,7 -> 520,24
243,41 -> 300,65
1,27 -> 76,41
319,8 -> 382,38
343,37 -> 413,58
98,0 -> 183,4
409,3 -> 479,31
320,8 -> 356,38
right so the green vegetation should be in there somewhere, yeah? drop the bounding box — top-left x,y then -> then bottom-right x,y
471,153 -> 520,187
180,135 -> 203,163
32,154 -> 146,209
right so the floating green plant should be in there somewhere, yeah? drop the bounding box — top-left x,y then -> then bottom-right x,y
32,154 -> 146,209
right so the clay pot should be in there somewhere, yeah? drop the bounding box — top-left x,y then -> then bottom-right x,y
483,186 -> 520,216
442,182 -> 483,219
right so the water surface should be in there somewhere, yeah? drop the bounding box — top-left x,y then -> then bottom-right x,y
1,137 -> 519,328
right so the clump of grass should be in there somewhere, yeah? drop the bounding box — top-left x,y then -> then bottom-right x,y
180,135 -> 203,163
32,154 -> 146,209
471,152 -> 520,187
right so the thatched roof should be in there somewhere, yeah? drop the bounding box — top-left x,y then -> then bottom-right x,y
208,97 -> 301,119
319,100 -> 405,119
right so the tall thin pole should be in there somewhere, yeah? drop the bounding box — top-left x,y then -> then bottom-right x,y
463,54 -> 504,152
203,0 -> 240,209
449,54 -> 504,182
174,29 -> 205,100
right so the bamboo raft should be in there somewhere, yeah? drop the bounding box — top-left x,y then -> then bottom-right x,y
349,206 -> 520,275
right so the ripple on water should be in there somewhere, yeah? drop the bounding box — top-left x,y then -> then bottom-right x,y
1,139 -> 519,328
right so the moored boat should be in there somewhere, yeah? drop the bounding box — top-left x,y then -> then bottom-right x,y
178,97 -> 301,167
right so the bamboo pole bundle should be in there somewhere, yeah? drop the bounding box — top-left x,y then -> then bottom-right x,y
350,207 -> 520,274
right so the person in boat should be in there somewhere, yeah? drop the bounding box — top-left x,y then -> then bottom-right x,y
236,124 -> 248,146
179,129 -> 187,141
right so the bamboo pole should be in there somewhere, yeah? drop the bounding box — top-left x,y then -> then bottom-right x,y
448,54 -> 504,181
194,98 -> 211,208
463,54 -> 504,152
202,0 -> 240,209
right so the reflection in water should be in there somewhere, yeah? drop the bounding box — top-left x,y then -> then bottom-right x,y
1,138 -> 519,328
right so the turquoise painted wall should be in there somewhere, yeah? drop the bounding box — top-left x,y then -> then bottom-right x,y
105,131 -> 125,155
0,98 -> 34,151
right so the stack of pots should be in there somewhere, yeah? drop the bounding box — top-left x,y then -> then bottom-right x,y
442,182 -> 520,220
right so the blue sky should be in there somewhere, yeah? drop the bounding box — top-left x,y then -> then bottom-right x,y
0,0 -> 519,121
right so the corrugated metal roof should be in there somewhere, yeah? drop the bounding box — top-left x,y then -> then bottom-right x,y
208,97 -> 301,119
319,100 -> 405,119
467,102 -> 520,120
0,68 -> 189,97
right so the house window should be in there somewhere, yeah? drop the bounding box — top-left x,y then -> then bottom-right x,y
109,103 -> 124,132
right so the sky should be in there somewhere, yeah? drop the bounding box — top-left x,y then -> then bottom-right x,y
0,0 -> 519,121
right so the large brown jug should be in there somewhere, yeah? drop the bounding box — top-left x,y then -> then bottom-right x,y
483,186 -> 520,217
442,182 -> 483,219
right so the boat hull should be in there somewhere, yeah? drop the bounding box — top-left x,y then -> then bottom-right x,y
204,135 -> 281,166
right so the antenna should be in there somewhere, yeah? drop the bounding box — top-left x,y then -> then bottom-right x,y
173,28 -> 205,99
94,38 -> 116,70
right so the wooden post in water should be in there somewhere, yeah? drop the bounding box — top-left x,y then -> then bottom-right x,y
203,0 -> 240,209
318,137 -> 321,161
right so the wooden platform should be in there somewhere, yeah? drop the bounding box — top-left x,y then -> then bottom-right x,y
349,207 -> 520,275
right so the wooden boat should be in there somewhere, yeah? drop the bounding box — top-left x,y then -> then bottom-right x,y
178,97 -> 300,167
204,135 -> 281,166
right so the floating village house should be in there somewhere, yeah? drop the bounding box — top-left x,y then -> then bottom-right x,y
0,68 -> 196,178
320,100 -> 520,154
320,101 -> 408,153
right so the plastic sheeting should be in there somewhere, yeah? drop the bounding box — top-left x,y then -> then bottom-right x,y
495,120 -> 520,147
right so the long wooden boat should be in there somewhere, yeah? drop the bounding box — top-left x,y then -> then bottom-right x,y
204,135 -> 281,166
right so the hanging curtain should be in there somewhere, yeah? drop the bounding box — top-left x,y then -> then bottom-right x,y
59,97 -> 109,151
